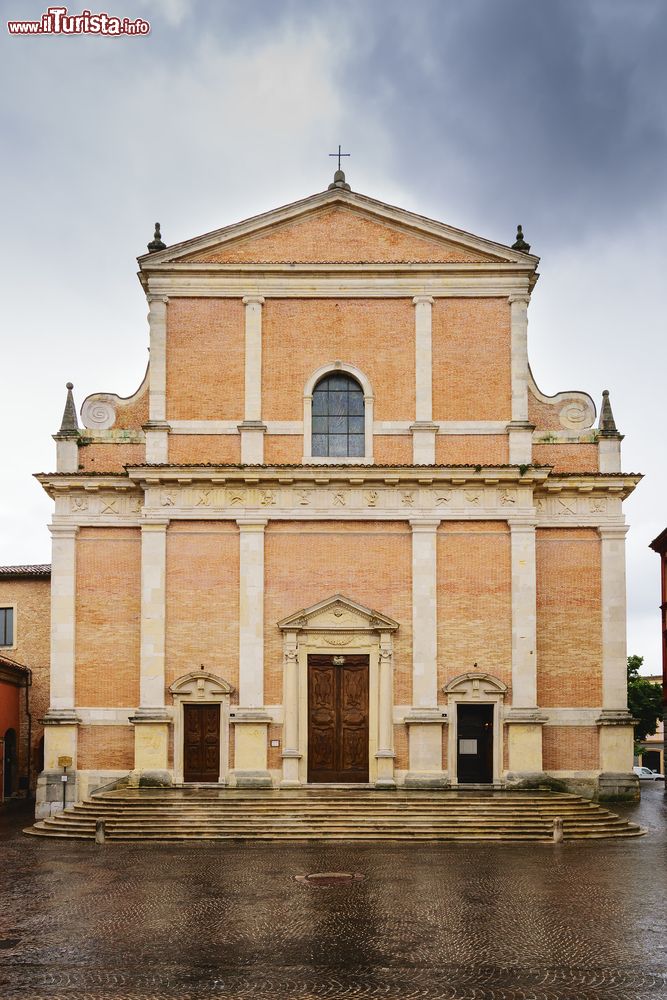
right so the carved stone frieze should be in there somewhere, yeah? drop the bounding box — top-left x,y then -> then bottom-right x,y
50,480 -> 626,527
55,492 -> 144,521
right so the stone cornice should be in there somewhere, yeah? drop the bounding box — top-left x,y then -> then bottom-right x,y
124,464 -> 550,487
142,271 -> 535,299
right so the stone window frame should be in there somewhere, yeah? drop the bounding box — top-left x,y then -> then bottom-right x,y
303,362 -> 374,464
0,605 -> 16,649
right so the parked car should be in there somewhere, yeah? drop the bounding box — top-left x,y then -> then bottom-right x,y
633,765 -> 665,781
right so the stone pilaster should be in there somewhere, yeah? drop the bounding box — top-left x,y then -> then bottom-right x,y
39,524 -> 80,818
280,630 -> 301,787
144,422 -> 170,464
597,525 -> 635,789
599,525 -> 630,711
375,632 -> 396,787
47,524 -> 78,717
131,520 -> 170,779
234,518 -> 271,786
411,296 -> 437,464
506,520 -> 546,777
239,295 -> 266,464
507,293 -> 533,466
405,519 -> 446,786
148,296 -> 168,422
146,295 -> 170,463
598,437 -> 622,473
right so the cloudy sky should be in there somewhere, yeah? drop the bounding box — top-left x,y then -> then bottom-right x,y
1,0 -> 665,671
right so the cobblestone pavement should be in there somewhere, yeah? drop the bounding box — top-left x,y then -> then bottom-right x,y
1,788 -> 666,1000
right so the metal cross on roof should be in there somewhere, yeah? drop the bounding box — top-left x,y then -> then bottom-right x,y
329,145 -> 350,171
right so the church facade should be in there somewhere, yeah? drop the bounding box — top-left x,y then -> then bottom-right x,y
36,172 -> 640,817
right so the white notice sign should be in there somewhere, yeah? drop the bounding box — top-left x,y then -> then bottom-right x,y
459,739 -> 478,755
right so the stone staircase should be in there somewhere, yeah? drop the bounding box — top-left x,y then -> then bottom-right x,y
24,788 -> 645,842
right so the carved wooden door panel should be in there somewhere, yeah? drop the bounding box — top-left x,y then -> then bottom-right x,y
308,655 -> 369,782
184,704 -> 220,782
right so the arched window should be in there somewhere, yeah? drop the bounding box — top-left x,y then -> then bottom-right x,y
311,373 -> 365,457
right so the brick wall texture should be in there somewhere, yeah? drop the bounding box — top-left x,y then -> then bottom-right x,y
262,299 -> 415,422
436,435 -> 509,466
532,443 -> 599,473
263,436 -> 303,464
184,205 -> 497,265
543,726 -> 599,770
437,522 -> 512,699
168,435 -> 241,465
77,725 -> 135,770
165,522 -> 239,694
108,376 -> 149,430
263,521 -> 412,706
78,443 -> 144,473
536,528 -> 602,707
166,298 -> 245,421
75,528 -> 141,707
432,298 -> 511,421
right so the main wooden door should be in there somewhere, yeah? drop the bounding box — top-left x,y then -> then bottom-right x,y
456,704 -> 494,784
183,704 -> 220,783
308,655 -> 369,783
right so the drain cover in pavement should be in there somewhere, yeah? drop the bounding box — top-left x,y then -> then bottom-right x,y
295,872 -> 365,887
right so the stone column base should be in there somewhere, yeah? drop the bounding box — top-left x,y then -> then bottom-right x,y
598,771 -> 640,802
280,749 -> 302,787
409,422 -> 438,464
405,713 -> 446,787
35,769 -> 79,820
404,771 -> 450,789
232,713 -> 271,787
506,715 -> 546,773
597,715 -> 635,772
129,711 -> 171,786
507,420 -> 535,465
238,421 -> 267,463
374,749 -> 396,788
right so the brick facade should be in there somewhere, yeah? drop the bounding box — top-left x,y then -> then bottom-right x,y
33,183 -> 638,810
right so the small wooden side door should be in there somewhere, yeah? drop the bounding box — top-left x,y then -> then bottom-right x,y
308,655 -> 369,782
183,704 -> 220,783
456,704 -> 493,784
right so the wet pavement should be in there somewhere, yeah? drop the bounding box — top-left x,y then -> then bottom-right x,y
1,787 -> 666,999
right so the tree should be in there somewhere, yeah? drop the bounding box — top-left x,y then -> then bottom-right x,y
627,655 -> 663,746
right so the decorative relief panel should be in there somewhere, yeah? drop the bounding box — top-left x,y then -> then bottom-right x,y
53,483 -> 624,526
534,493 -> 623,523
56,492 -> 144,520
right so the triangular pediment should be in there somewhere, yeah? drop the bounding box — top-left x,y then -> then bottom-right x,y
278,593 -> 399,633
139,188 -> 537,268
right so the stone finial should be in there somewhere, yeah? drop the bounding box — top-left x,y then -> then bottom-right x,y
328,169 -> 351,192
599,389 -> 620,437
511,224 -> 531,253
147,222 -> 166,253
56,382 -> 79,437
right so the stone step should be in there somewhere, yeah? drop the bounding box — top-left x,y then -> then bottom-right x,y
79,800 -> 603,813
72,804 -> 604,817
31,816 -> 642,834
24,789 -> 644,842
44,808 -> 630,825
26,824 -> 644,842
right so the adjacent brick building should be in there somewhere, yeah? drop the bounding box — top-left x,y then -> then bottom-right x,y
0,565 -> 51,798
35,171 -> 640,817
